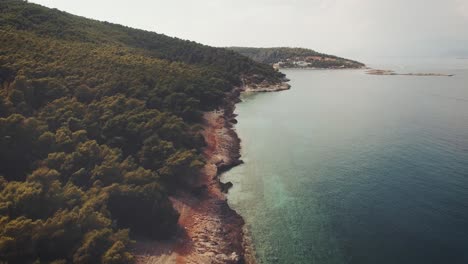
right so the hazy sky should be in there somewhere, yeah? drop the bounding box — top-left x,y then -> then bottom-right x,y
30,0 -> 468,60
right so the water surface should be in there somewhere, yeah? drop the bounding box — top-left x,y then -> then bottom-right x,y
222,60 -> 468,264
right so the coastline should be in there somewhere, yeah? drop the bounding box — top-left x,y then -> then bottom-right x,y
134,81 -> 290,264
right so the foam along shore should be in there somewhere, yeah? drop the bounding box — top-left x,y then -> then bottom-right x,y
134,80 -> 290,264
366,69 -> 454,77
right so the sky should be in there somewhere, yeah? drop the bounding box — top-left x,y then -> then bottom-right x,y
29,0 -> 468,60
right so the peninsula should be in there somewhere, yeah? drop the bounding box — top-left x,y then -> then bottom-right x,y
228,47 -> 365,69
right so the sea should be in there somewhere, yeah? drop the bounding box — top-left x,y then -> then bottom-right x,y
221,57 -> 468,264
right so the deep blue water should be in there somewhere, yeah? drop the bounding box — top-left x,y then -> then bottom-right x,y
222,59 -> 468,264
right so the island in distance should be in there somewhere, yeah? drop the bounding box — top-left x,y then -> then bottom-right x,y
366,69 -> 454,77
228,47 -> 366,69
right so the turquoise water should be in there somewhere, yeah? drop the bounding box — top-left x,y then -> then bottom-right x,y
222,60 -> 468,264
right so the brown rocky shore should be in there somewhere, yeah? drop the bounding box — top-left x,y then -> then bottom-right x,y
134,80 -> 289,264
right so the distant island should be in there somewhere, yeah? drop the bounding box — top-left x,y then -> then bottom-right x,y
228,47 -> 365,69
367,69 -> 454,77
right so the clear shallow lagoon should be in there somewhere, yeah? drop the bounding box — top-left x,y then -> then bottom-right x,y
222,59 -> 468,264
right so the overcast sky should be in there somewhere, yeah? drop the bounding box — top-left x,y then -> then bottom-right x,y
30,0 -> 468,60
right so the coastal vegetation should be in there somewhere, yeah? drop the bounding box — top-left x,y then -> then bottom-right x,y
0,1 -> 284,263
228,47 -> 365,69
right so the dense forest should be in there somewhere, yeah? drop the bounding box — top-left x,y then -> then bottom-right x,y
0,1 -> 284,263
228,47 -> 365,68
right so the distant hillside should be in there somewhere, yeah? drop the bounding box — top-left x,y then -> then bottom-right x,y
0,1 -> 284,263
229,47 -> 365,69
0,2 -> 284,84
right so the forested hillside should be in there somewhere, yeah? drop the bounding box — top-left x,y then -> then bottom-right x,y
0,1 -> 284,263
229,47 -> 365,68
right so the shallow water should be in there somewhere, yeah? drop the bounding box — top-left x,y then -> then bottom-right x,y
222,59 -> 468,264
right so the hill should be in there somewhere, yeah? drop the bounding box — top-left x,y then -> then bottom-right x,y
0,1 -> 284,263
228,47 -> 365,69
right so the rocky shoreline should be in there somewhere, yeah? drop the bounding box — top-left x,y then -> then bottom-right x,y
243,81 -> 291,93
134,80 -> 289,264
189,81 -> 291,263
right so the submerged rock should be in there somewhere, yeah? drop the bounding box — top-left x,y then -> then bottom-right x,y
220,181 -> 234,193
